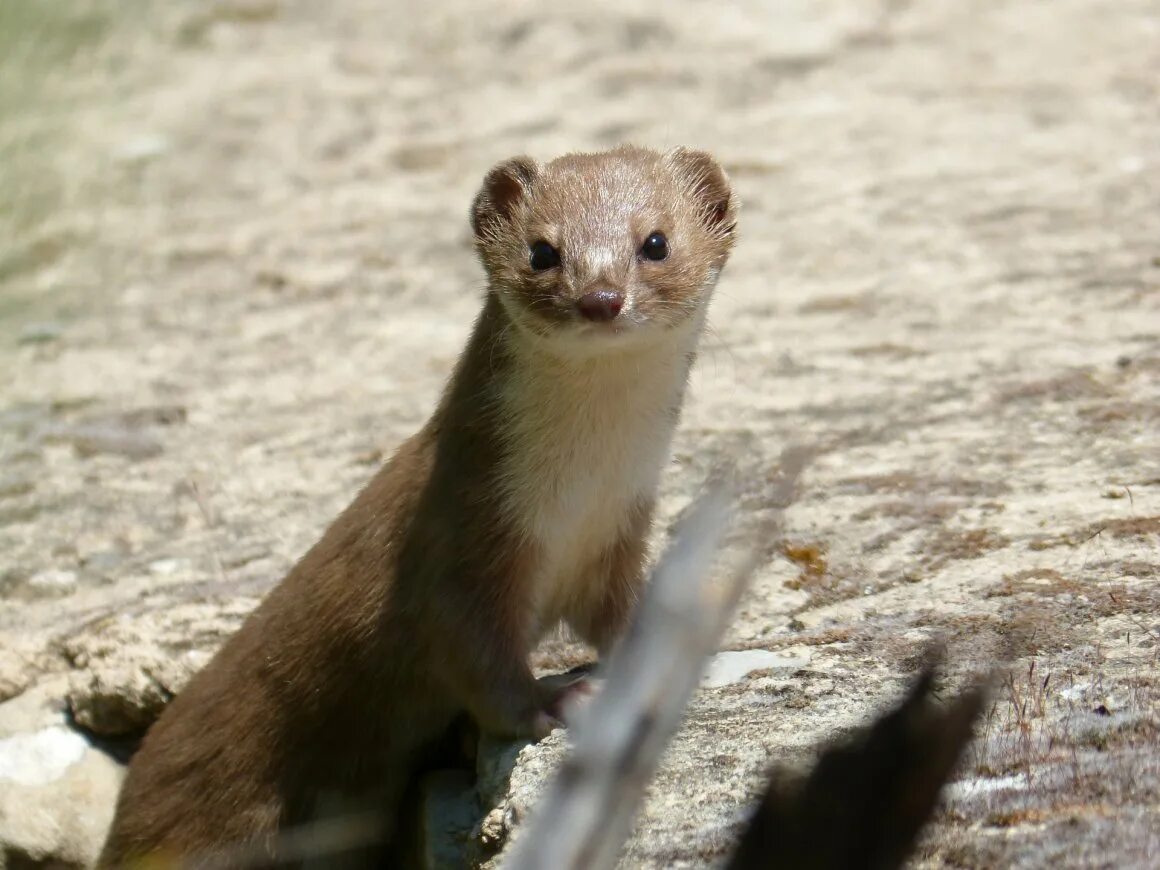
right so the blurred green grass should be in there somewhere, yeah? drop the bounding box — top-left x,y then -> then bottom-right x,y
0,0 -> 126,326
0,0 -> 112,224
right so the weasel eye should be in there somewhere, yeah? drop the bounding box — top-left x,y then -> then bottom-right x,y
640,231 -> 668,261
529,240 -> 560,271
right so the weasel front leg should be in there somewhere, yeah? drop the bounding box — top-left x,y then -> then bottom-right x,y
549,527 -> 648,725
565,504 -> 652,659
414,551 -> 566,740
427,599 -> 561,739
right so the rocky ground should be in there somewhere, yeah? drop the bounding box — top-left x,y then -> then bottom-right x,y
1,0 -> 1158,867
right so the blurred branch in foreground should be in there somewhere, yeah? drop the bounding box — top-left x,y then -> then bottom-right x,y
505,451 -> 810,870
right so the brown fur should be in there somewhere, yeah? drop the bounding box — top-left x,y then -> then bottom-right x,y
98,145 -> 736,868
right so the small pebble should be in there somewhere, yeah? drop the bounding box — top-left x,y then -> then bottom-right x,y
148,558 -> 187,576
81,550 -> 126,575
28,569 -> 78,594
42,424 -> 164,460
114,133 -> 171,163
0,473 -> 34,499
17,322 -> 64,345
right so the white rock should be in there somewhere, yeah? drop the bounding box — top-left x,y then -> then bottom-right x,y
0,732 -> 123,869
0,726 -> 88,786
0,688 -> 125,869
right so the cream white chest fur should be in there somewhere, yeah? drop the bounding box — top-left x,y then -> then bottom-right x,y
497,326 -> 699,631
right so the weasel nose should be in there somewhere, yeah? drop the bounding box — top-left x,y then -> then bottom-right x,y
576,289 -> 624,322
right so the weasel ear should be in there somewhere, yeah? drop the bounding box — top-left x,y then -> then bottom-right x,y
665,147 -> 736,236
471,156 -> 539,239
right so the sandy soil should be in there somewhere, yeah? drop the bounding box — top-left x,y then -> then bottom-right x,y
1,0 -> 1158,866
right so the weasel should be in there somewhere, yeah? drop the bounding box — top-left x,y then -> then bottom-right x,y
98,145 -> 737,868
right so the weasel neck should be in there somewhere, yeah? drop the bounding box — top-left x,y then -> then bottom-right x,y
494,290 -> 700,588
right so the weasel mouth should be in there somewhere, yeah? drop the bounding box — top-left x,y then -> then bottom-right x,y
574,317 -> 647,340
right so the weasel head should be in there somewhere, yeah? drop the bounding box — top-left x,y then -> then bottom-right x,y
471,145 -> 737,353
